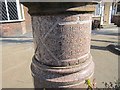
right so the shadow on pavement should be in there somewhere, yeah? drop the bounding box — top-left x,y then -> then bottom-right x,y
107,44 -> 120,55
1,39 -> 33,43
91,45 -> 120,55
91,45 -> 107,51
91,39 -> 118,43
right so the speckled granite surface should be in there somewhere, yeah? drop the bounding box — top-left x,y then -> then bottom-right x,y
31,14 -> 94,88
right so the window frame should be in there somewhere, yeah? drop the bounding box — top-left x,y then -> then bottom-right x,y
0,0 -> 25,23
94,3 -> 101,17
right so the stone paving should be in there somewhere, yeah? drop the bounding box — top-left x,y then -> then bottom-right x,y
91,27 -> 119,88
1,27 -> 119,88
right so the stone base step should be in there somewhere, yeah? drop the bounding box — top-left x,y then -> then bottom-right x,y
101,23 -> 117,28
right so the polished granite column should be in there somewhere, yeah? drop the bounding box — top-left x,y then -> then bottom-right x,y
21,2 -> 98,88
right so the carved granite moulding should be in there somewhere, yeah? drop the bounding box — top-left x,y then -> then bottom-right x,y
31,55 -> 94,88
20,2 -> 99,15
20,0 -> 100,2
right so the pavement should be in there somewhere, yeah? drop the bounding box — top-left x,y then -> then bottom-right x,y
1,27 -> 119,88
91,27 -> 119,88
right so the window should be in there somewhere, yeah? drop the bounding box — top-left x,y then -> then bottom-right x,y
0,0 -> 24,22
117,4 -> 120,12
94,3 -> 101,16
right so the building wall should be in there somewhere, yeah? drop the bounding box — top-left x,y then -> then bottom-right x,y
103,2 -> 112,25
22,6 -> 32,34
0,6 -> 32,37
112,15 -> 120,27
111,2 -> 120,27
0,22 -> 22,37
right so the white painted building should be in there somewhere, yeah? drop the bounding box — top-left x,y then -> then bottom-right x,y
93,1 -> 119,27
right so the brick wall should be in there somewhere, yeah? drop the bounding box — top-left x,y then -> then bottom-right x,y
23,6 -> 32,34
0,6 -> 32,37
1,22 -> 22,37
